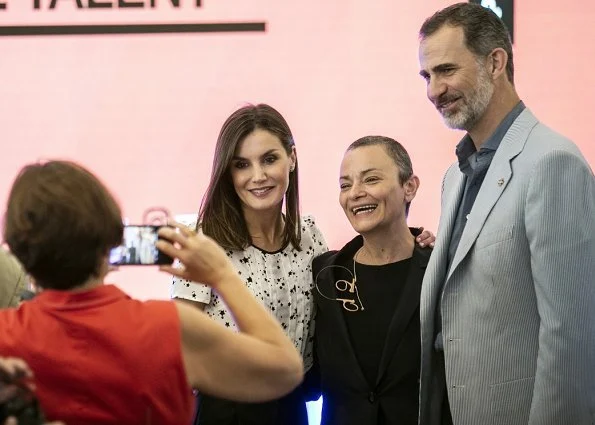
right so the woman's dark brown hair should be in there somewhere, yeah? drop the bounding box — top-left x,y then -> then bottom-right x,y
3,160 -> 123,290
199,104 -> 301,251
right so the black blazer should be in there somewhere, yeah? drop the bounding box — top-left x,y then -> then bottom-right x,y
307,234 -> 431,425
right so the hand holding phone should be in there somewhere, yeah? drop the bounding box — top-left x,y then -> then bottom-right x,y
156,222 -> 237,289
109,225 -> 173,266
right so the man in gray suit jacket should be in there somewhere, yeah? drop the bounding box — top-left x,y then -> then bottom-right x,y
0,248 -> 27,308
417,3 -> 595,425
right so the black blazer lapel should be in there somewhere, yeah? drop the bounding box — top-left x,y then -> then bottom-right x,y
314,236 -> 369,388
375,245 -> 430,385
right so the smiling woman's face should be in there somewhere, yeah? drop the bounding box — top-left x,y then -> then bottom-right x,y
339,145 -> 412,236
230,128 -> 296,216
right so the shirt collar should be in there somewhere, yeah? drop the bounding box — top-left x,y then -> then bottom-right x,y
455,100 -> 525,167
34,284 -> 129,310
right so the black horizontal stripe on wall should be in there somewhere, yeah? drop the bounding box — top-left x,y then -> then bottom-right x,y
0,22 -> 266,36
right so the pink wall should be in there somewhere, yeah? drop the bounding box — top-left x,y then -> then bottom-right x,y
1,0 -> 593,299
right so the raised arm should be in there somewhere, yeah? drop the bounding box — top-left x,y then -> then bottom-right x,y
157,223 -> 303,402
169,221 -> 210,312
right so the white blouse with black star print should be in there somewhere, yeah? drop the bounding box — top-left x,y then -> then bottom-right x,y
170,215 -> 328,371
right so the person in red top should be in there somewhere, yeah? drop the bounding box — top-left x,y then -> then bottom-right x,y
0,160 -> 304,425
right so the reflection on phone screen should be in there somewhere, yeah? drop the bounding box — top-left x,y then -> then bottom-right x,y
109,225 -> 171,266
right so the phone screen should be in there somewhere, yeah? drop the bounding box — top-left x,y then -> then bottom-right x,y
109,225 -> 173,266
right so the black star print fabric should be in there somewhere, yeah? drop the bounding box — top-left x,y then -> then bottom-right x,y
170,215 -> 328,370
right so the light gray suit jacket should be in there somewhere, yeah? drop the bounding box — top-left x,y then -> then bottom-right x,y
0,248 -> 27,308
419,109 -> 595,425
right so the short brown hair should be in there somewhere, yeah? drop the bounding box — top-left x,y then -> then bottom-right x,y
419,2 -> 514,84
347,135 -> 414,216
199,104 -> 301,251
3,161 -> 123,290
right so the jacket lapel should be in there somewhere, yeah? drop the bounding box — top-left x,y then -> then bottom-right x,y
421,166 -> 465,329
434,167 -> 465,279
447,109 -> 539,281
375,246 -> 430,384
317,236 -> 369,387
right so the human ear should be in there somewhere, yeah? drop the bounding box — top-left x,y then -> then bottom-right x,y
403,175 -> 420,202
289,147 -> 297,172
489,48 -> 508,80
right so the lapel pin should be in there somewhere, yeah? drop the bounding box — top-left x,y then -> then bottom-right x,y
497,178 -> 505,186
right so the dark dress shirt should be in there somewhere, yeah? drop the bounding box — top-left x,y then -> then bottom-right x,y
435,100 -> 526,351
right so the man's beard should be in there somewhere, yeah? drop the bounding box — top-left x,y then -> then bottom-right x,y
440,65 -> 494,131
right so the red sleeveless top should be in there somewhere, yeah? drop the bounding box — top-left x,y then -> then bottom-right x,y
0,284 -> 194,425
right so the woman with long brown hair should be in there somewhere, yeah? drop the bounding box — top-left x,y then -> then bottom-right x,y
171,104 -> 435,425
172,104 -> 326,425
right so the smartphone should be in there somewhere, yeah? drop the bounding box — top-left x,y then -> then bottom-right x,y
109,225 -> 173,266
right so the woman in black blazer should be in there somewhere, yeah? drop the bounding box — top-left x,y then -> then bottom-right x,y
306,136 -> 433,425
